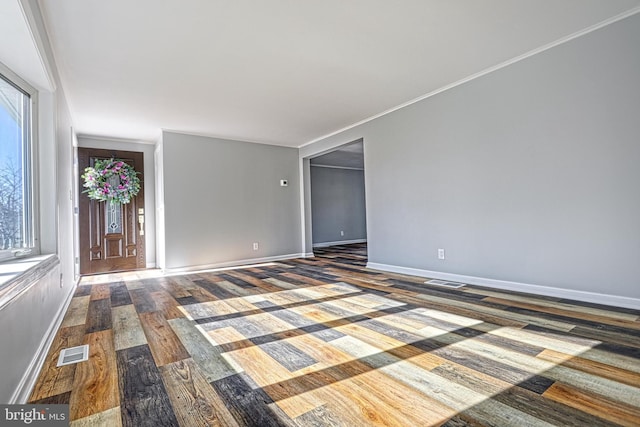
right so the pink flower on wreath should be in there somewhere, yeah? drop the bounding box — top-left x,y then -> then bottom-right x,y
82,158 -> 140,204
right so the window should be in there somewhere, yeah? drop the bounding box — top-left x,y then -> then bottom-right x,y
0,69 -> 36,261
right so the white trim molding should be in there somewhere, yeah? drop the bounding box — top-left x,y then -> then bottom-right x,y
76,134 -> 155,145
163,253 -> 306,274
313,239 -> 367,248
366,262 -> 640,311
310,164 -> 364,171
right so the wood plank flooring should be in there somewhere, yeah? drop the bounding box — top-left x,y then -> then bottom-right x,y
29,244 -> 640,426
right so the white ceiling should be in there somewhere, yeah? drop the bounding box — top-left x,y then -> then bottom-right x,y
38,0 -> 640,147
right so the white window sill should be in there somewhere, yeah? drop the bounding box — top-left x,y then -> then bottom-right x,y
0,254 -> 60,310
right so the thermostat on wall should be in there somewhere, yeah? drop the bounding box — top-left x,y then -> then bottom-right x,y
280,179 -> 288,187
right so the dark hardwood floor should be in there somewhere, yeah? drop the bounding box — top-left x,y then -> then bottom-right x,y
29,244 -> 640,426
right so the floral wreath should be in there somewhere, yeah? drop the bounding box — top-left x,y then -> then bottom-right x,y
82,158 -> 141,204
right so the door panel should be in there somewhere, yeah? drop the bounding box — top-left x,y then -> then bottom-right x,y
79,148 -> 145,275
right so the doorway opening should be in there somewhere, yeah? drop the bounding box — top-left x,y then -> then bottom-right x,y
305,139 -> 367,256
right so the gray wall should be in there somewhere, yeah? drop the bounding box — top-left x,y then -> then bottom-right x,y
311,166 -> 367,245
77,136 -> 157,267
0,261 -> 61,403
301,13 -> 640,300
161,131 -> 301,270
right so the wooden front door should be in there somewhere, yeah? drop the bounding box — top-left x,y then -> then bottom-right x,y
79,148 -> 146,275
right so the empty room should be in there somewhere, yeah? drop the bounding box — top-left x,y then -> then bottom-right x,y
1,1 -> 639,426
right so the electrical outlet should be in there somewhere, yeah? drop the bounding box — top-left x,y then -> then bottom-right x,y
438,248 -> 445,260
340,230 -> 344,236
253,242 -> 259,251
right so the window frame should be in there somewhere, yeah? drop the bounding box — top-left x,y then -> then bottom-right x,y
0,61 -> 39,262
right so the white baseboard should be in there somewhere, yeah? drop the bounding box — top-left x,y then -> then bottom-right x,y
366,262 -> 640,310
303,252 -> 315,258
163,253 -> 306,274
313,239 -> 367,248
10,273 -> 76,403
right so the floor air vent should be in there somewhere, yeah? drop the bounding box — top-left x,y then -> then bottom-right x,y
57,345 -> 89,367
424,279 -> 465,289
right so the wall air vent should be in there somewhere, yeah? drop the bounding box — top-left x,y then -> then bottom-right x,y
57,345 -> 89,367
424,279 -> 465,289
